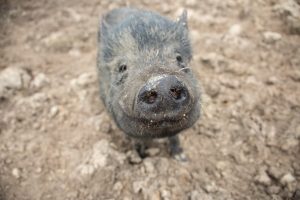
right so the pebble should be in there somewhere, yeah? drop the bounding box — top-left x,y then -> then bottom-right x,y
49,106 -> 59,118
190,190 -> 213,200
280,138 -> 299,152
145,148 -> 160,157
255,170 -> 272,186
132,181 -> 144,194
229,24 -> 242,36
113,181 -> 123,193
32,73 -> 49,89
149,191 -> 161,200
0,67 -> 31,97
265,76 -> 279,85
12,168 -> 21,179
160,189 -> 171,200
203,182 -> 219,193
68,48 -> 82,57
127,151 -> 142,164
263,31 -> 282,44
75,73 -> 95,88
267,185 -> 281,195
267,166 -> 284,180
205,83 -> 220,98
185,0 -> 197,7
36,167 -> 42,173
280,173 -> 296,185
143,159 -> 156,174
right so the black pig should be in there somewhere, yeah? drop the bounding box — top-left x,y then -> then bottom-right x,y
97,8 -> 201,161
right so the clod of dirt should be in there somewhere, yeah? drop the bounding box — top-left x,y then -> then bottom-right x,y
127,150 -> 143,164
263,31 -> 282,44
42,31 -> 73,52
77,139 -> 126,176
255,169 -> 272,186
31,73 -> 50,89
280,173 -> 296,186
267,186 -> 281,195
273,0 -> 300,34
190,190 -> 213,200
267,166 -> 284,181
145,148 -> 160,157
0,67 -> 31,98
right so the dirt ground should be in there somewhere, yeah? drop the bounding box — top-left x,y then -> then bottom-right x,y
0,0 -> 300,199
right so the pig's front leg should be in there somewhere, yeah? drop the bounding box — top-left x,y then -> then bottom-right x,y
168,135 -> 187,162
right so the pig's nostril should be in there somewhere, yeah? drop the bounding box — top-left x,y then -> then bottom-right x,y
141,90 -> 158,104
170,87 -> 185,100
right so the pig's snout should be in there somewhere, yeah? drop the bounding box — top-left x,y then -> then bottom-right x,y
136,75 -> 190,114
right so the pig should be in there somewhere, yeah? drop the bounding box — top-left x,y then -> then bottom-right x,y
97,7 -> 201,161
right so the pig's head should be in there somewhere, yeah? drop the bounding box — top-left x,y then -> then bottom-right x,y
99,10 -> 201,138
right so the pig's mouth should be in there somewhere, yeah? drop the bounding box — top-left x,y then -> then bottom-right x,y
138,113 -> 189,128
115,97 -> 200,138
121,100 -> 196,128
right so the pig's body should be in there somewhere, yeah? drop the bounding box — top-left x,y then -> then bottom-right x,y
97,8 -> 201,159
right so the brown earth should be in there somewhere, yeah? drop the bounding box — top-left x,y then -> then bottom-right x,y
0,0 -> 300,200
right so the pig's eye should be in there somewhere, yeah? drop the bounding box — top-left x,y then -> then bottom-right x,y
176,55 -> 183,63
118,64 -> 127,73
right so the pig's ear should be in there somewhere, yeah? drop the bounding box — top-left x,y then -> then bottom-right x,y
177,10 -> 188,29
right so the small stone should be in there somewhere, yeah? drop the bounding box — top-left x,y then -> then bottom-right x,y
266,76 -> 278,85
149,191 -> 161,200
267,166 -> 284,180
68,48 -> 81,57
229,24 -> 242,36
122,197 -> 132,200
167,177 -> 178,187
160,189 -> 171,200
5,159 -> 12,164
143,159 -> 156,174
113,181 -> 123,192
190,191 -> 200,200
0,67 -> 31,97
79,165 -> 95,176
12,168 -> 21,179
267,185 -> 281,195
36,167 -> 42,173
203,182 -> 218,193
263,31 -> 282,44
205,83 -> 220,98
42,31 -> 73,52
127,151 -> 142,164
280,138 -> 299,152
63,8 -> 82,22
33,123 -> 41,130
280,173 -> 296,185
132,181 -> 144,194
100,121 -> 111,133
31,92 -> 49,103
189,190 -> 213,200
145,148 -> 160,156
185,0 -> 197,7
255,170 -> 272,186
32,73 -> 49,89
76,73 -> 95,87
49,106 -> 59,118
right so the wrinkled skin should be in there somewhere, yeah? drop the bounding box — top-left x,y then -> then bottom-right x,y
97,8 -> 201,159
